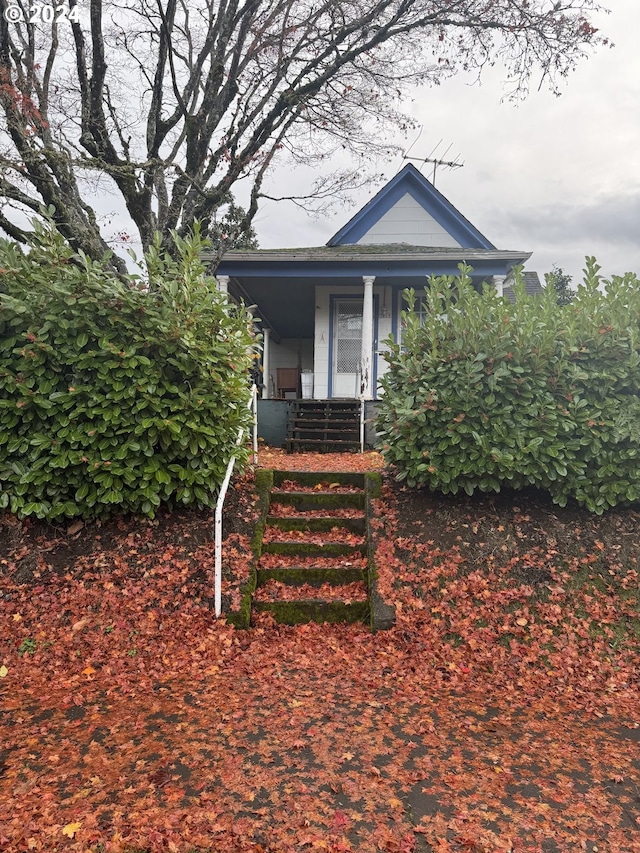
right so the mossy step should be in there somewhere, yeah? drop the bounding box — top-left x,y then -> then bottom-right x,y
266,516 -> 365,533
253,600 -> 370,625
273,471 -> 365,487
261,541 -> 366,557
257,566 -> 366,585
270,491 -> 365,511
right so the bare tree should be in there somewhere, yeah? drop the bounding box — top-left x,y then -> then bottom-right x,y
0,0 -> 608,270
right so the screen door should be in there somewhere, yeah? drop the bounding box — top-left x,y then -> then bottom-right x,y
332,299 -> 362,397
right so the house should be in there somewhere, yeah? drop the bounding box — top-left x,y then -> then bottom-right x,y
213,163 -> 538,447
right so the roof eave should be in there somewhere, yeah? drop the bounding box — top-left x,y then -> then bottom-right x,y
214,249 -> 531,264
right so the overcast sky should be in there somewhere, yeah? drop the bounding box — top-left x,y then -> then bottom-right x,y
253,0 -> 640,286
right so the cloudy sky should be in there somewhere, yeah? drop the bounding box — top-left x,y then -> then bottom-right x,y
253,0 -> 640,286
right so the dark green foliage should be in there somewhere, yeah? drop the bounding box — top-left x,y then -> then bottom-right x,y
0,223 -> 256,520
545,264 -> 575,305
377,259 -> 640,513
207,193 -> 259,255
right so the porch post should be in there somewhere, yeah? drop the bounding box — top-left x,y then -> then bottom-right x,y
361,275 -> 375,399
492,275 -> 506,297
262,328 -> 271,399
217,275 -> 229,296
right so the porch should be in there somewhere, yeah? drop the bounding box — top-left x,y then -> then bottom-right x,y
215,268 -> 392,402
214,248 -> 526,406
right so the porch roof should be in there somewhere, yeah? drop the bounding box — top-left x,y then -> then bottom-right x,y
213,244 -> 531,341
216,244 -> 530,278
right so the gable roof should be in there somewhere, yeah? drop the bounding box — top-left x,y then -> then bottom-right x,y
327,162 -> 495,250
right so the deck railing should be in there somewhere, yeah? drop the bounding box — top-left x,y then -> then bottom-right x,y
214,384 -> 258,617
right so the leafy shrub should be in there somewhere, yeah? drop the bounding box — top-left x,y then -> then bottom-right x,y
0,223 -> 256,519
377,260 -> 640,513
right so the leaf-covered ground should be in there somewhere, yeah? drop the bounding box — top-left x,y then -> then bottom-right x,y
1,452 -> 639,853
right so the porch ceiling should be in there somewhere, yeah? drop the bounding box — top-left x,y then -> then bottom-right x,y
229,276 -> 319,340
230,274 -> 442,340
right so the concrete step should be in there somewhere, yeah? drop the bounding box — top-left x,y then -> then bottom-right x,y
269,490 -> 365,511
266,516 -> 366,534
246,468 -> 383,629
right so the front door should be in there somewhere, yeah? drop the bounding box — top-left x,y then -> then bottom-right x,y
332,299 -> 363,398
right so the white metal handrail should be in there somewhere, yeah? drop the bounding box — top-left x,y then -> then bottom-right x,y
214,383 -> 258,617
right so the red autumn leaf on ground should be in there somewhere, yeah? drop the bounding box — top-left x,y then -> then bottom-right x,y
262,528 -> 363,544
258,552 -> 368,569
0,453 -> 639,852
254,580 -> 369,602
268,503 -> 365,519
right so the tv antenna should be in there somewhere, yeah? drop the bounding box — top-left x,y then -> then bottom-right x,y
403,134 -> 464,186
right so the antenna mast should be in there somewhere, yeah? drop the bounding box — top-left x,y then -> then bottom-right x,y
403,139 -> 464,186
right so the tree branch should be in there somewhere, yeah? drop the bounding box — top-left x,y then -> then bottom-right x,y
0,0 -> 609,264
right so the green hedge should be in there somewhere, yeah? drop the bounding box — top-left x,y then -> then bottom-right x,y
0,223 -> 256,519
376,260 -> 640,513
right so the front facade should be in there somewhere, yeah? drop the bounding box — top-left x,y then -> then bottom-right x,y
215,164 -> 534,402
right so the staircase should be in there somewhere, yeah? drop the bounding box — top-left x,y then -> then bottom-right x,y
253,470 -> 370,625
285,400 -> 361,453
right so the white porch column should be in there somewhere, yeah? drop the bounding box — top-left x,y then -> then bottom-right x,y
492,275 -> 506,297
360,275 -> 375,399
262,328 -> 271,399
216,274 -> 229,296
